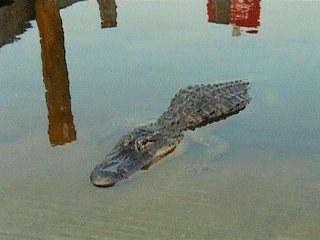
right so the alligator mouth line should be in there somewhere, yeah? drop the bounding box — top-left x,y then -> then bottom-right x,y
141,144 -> 177,170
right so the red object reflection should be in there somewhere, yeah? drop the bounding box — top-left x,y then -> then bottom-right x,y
207,0 -> 260,35
230,0 -> 260,28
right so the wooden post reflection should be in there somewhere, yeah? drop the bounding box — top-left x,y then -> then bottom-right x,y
207,0 -> 230,24
35,0 -> 76,146
0,0 -> 14,8
97,0 -> 117,28
0,0 -> 34,48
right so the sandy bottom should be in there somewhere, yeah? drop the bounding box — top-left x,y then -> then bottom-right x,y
1,134 -> 319,240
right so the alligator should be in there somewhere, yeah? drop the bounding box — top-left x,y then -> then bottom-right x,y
90,80 -> 251,187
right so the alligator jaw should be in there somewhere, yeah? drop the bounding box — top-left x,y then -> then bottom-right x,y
141,144 -> 177,170
89,147 -> 150,188
89,144 -> 178,188
90,126 -> 182,188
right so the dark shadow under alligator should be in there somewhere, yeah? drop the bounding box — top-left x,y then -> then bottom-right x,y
90,80 -> 251,187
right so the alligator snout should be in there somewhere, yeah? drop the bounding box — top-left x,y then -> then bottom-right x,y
89,167 -> 117,188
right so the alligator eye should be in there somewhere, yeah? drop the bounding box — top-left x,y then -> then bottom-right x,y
122,135 -> 133,147
135,137 -> 153,151
140,139 -> 148,145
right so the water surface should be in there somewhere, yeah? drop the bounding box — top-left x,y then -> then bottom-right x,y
1,1 -> 320,239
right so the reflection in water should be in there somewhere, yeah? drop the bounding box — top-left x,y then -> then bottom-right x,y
97,0 -> 117,28
35,0 -> 76,146
0,0 -> 14,8
1,1 -> 320,239
0,0 -> 34,47
208,0 -> 231,25
207,0 -> 260,36
1,0 -> 118,146
0,0 -> 88,48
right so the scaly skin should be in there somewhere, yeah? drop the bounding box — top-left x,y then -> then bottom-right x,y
90,80 -> 251,187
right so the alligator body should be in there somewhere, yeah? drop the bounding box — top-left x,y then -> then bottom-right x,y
90,80 -> 251,187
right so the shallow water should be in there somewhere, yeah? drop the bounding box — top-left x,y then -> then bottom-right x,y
1,0 -> 320,239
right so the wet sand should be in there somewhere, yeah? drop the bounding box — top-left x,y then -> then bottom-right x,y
1,132 -> 320,239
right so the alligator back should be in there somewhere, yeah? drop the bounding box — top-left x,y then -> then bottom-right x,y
157,80 -> 250,131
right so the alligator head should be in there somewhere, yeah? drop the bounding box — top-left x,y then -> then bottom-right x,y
90,125 -> 182,187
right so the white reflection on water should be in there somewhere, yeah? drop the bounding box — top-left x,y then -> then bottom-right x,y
0,0 -> 320,239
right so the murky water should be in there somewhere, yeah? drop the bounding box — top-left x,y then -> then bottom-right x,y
1,0 -> 320,239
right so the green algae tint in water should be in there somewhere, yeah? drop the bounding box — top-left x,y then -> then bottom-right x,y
0,1 -> 320,239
